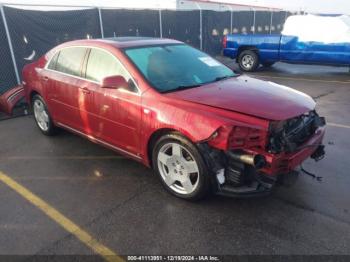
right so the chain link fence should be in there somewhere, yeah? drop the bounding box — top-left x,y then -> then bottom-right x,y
0,4 -> 292,95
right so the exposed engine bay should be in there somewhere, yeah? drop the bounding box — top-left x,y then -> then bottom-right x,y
268,111 -> 326,154
199,111 -> 326,197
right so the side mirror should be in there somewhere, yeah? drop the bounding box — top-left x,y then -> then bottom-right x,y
101,75 -> 128,89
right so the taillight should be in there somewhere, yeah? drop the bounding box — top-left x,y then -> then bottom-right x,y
222,35 -> 227,48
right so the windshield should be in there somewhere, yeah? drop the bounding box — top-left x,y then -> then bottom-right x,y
124,44 -> 235,93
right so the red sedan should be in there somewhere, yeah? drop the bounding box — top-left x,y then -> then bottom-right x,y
23,37 -> 326,200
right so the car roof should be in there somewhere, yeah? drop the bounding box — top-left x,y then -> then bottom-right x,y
59,37 -> 183,49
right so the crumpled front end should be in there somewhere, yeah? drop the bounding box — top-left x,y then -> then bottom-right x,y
198,111 -> 326,197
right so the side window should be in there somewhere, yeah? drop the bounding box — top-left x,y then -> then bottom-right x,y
47,51 -> 60,70
86,49 -> 135,91
56,47 -> 87,77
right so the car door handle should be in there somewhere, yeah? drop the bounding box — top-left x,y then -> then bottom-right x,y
42,76 -> 49,81
80,87 -> 91,94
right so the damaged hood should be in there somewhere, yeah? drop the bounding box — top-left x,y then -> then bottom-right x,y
165,75 -> 315,121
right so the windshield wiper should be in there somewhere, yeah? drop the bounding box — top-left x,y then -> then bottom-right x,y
161,74 -> 237,93
213,75 -> 235,82
162,84 -> 202,93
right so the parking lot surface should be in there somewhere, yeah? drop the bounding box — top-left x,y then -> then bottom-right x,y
0,62 -> 350,257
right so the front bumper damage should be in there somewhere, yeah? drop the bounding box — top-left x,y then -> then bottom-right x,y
198,122 -> 326,198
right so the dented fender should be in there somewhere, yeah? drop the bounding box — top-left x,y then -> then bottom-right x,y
140,89 -> 269,166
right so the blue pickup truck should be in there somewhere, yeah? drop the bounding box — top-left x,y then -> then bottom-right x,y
223,15 -> 350,72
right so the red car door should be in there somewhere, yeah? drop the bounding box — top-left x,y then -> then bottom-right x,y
46,46 -> 90,131
82,48 -> 142,156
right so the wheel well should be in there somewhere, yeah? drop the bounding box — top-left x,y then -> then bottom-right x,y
147,128 -> 180,168
29,91 -> 40,106
237,46 -> 258,61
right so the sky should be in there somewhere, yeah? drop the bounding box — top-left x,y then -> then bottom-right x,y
223,0 -> 350,14
1,0 -> 350,14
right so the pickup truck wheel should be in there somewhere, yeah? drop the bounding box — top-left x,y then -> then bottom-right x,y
238,50 -> 259,72
152,133 -> 210,201
32,95 -> 57,136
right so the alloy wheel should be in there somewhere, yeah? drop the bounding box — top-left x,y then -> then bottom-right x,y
33,99 -> 49,131
157,142 -> 200,195
242,54 -> 254,70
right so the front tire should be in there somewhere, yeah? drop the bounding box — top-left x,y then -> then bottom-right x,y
152,133 -> 211,200
238,50 -> 259,72
32,94 -> 57,136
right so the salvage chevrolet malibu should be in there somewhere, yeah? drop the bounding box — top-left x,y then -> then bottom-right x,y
23,37 -> 326,200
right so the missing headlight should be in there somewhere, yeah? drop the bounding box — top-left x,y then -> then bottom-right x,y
268,111 -> 325,153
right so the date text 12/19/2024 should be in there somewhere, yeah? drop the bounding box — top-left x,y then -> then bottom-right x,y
127,256 -> 220,261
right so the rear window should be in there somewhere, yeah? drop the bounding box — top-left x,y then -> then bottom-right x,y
55,47 -> 87,77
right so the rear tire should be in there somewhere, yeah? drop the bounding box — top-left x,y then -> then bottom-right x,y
152,133 -> 211,201
32,94 -> 57,136
238,50 -> 259,72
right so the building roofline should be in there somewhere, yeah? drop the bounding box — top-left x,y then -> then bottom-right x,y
0,0 -> 284,11
186,0 -> 283,11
